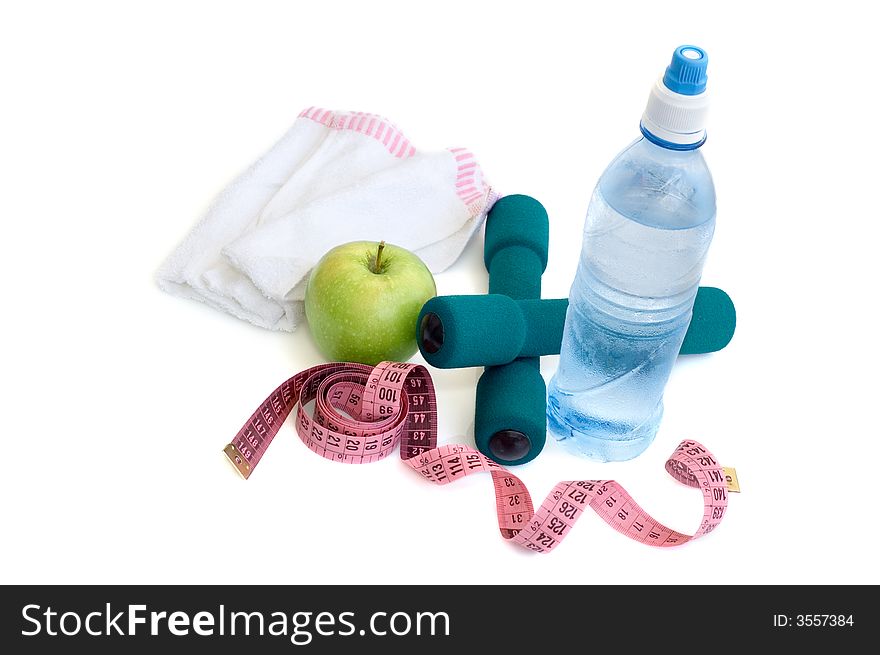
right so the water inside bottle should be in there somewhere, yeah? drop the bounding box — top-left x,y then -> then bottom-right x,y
547,180 -> 714,461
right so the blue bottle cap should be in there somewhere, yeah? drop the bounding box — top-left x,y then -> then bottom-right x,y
662,45 -> 708,96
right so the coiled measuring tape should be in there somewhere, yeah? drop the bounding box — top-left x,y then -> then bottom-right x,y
224,361 -> 734,552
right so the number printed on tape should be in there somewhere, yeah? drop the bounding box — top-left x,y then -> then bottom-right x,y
223,361 -> 732,552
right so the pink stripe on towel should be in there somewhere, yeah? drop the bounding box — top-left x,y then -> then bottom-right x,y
294,108 -> 422,161
449,147 -> 490,210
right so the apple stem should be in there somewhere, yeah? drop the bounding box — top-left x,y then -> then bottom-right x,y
372,240 -> 386,274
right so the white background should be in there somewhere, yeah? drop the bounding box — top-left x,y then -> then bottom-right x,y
2,0 -> 877,585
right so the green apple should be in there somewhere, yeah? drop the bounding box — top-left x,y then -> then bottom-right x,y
304,241 -> 436,365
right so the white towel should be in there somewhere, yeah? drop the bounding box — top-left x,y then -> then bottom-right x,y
157,107 -> 497,331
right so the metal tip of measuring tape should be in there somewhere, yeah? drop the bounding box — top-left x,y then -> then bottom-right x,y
223,443 -> 252,480
722,466 -> 740,493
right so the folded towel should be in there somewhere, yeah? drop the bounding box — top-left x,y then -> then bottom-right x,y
157,107 -> 497,331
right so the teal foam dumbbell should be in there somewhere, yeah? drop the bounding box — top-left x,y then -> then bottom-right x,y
418,288 -> 735,369
420,194 -> 550,466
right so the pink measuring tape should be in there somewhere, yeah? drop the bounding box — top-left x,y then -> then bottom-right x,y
224,361 -> 731,552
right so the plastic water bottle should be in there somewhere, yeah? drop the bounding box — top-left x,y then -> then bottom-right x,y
547,45 -> 716,462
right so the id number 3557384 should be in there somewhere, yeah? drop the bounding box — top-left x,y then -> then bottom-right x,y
773,614 -> 854,628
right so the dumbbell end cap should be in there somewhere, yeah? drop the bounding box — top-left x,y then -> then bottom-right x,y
419,312 -> 444,354
488,429 -> 532,463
